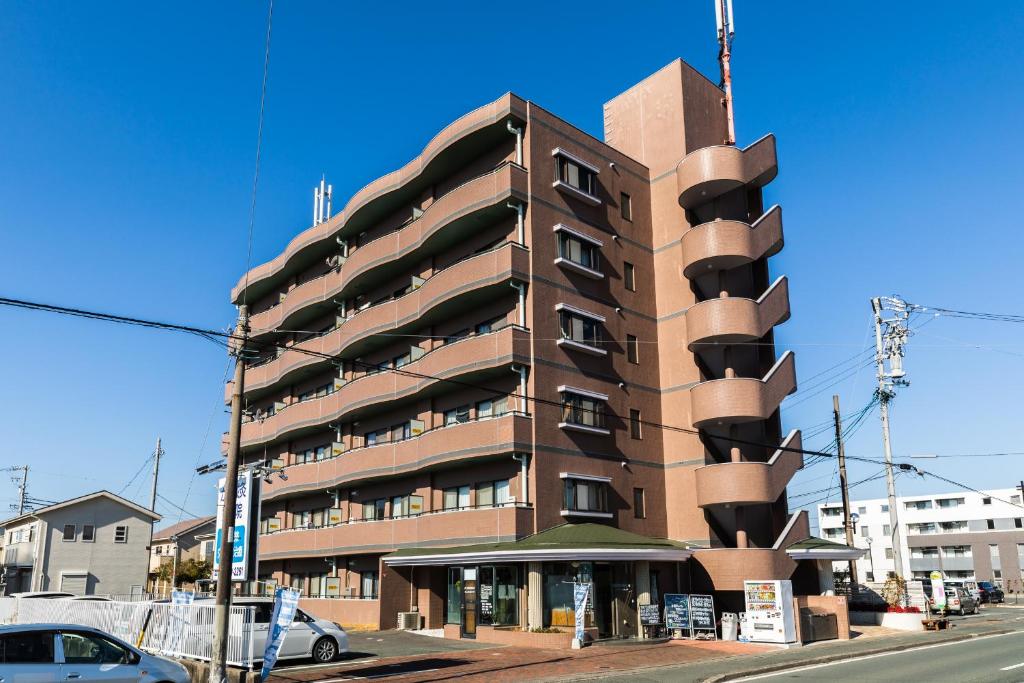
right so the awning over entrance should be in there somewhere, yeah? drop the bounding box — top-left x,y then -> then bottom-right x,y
383,523 -> 695,566
785,537 -> 866,560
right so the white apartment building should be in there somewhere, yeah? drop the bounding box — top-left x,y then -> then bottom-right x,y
817,487 -> 1024,588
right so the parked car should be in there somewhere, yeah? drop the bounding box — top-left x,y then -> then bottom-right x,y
63,595 -> 113,602
195,596 -> 349,664
7,591 -> 75,599
924,585 -> 979,615
978,581 -> 1005,603
944,580 -> 981,604
0,623 -> 189,682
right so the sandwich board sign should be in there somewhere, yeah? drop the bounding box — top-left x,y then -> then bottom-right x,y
689,594 -> 717,639
664,594 -> 690,633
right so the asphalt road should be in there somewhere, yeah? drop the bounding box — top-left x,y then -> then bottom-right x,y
735,629 -> 1024,682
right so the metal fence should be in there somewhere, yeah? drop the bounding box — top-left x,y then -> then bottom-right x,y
1,598 -> 255,668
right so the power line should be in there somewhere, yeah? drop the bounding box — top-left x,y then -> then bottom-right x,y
118,453 -> 154,496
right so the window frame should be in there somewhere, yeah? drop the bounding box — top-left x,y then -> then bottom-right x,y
557,387 -> 610,435
556,304 -> 607,356
629,408 -> 642,439
620,192 -> 632,221
553,224 -> 604,279
626,334 -> 639,364
633,487 -> 646,519
624,262 -> 636,292
560,475 -> 612,518
551,148 -> 601,205
113,526 -> 128,544
81,525 -> 95,543
62,524 -> 76,542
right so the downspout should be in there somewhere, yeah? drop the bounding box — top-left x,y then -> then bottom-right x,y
510,365 -> 527,415
512,454 -> 529,504
507,119 -> 523,166
507,201 -> 525,246
510,282 -> 526,328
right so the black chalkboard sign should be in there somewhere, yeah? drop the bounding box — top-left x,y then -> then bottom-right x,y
664,593 -> 690,630
639,603 -> 661,625
689,594 -> 715,633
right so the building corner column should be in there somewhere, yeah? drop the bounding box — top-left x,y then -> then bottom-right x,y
635,561 -> 651,639
527,562 -> 543,630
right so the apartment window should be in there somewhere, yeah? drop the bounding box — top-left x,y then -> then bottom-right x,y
475,317 -> 502,335
562,478 -> 610,515
156,545 -> 163,555
62,524 -> 76,542
881,505 -> 889,513
905,500 -> 932,510
883,524 -> 891,536
365,428 -> 389,446
936,497 -> 965,508
559,309 -> 602,348
393,352 -> 412,368
308,573 -> 326,599
478,480 -> 510,507
885,548 -> 894,560
866,571 -> 875,582
114,526 -> 128,543
1014,518 -> 1023,529
293,511 -> 311,529
624,262 -> 636,291
361,570 -> 379,599
821,507 -> 842,517
629,409 -> 642,439
860,526 -> 869,536
391,495 -> 411,519
553,150 -> 599,200
391,422 -> 411,442
295,449 -> 314,465
556,229 -> 601,273
857,506 -> 866,515
559,389 -> 607,431
315,445 -> 329,461
476,396 -> 509,419
987,519 -> 995,530
983,497 -> 992,505
362,499 -> 386,521
626,334 -> 639,364
620,192 -> 632,221
443,486 -> 471,511
634,488 -> 646,519
444,405 -> 471,426
290,575 -> 305,593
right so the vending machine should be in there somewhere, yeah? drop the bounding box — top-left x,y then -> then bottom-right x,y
740,580 -> 797,644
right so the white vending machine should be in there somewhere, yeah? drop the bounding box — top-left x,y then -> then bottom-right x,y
741,580 -> 797,644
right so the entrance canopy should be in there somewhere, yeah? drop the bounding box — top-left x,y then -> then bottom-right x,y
383,523 -> 694,566
785,537 -> 866,561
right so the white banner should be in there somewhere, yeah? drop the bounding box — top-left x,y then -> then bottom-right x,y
261,587 -> 301,680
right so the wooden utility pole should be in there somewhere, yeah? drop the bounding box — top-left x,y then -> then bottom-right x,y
148,437 -> 162,512
833,395 -> 858,589
210,305 -> 248,683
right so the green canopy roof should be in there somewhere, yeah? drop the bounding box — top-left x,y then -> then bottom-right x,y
384,523 -> 694,566
786,536 -> 866,560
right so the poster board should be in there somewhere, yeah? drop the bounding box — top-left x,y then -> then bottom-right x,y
689,594 -> 716,639
639,603 -> 661,626
664,593 -> 690,632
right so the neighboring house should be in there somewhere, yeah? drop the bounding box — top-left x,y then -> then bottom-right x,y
818,488 -> 1024,588
147,516 -> 216,593
0,491 -> 160,597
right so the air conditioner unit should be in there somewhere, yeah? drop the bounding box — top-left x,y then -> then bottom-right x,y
397,612 -> 421,630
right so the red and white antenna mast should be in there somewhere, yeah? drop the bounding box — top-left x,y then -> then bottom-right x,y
715,0 -> 737,145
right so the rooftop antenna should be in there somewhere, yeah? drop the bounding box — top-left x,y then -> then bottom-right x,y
714,0 -> 737,145
312,175 -> 333,226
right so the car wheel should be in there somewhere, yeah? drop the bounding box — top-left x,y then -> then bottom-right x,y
957,607 -> 965,616
313,636 -> 338,663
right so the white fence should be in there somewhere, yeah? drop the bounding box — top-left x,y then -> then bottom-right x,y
0,598 -> 256,668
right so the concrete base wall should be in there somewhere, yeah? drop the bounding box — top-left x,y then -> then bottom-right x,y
443,623 -> 577,649
299,598 -> 380,630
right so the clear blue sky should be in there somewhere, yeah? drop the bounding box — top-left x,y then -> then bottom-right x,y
2,2 -> 1022,530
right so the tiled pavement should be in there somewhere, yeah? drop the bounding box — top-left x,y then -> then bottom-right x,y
266,636 -> 773,682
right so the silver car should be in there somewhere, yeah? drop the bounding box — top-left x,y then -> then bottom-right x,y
0,623 -> 189,683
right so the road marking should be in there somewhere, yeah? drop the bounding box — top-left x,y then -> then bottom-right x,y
1001,662 -> 1024,671
732,630 -> 1024,681
278,658 -> 379,672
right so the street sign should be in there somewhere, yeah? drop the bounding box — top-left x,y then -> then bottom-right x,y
213,469 -> 258,582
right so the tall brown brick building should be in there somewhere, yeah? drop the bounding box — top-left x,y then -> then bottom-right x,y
228,58 -> 854,636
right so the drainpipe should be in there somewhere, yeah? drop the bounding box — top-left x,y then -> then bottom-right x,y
507,120 -> 523,166
507,201 -> 525,246
510,365 -> 527,414
510,281 -> 526,328
512,454 -> 529,504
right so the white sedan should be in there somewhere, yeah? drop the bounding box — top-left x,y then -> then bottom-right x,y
0,623 -> 190,683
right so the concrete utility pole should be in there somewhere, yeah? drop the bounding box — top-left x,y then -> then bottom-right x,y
170,535 -> 180,591
833,395 -> 858,588
210,305 -> 249,683
16,465 -> 28,516
149,438 -> 162,512
872,296 -> 911,582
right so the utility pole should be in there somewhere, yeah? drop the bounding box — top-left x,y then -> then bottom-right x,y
714,0 -> 737,144
872,296 -> 911,583
833,395 -> 858,589
170,535 -> 180,592
149,438 -> 162,512
16,465 -> 28,516
210,305 -> 249,683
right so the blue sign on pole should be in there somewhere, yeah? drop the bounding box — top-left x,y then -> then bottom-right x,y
260,587 -> 301,680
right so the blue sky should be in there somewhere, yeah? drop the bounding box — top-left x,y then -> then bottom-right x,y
1,1 -> 1022,530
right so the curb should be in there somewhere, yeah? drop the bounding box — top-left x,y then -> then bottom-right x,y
700,628 -> 1015,682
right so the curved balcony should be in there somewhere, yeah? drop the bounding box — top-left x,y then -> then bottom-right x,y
242,242 -> 530,398
260,412 -> 533,502
233,93 -> 528,305
690,511 -> 809,590
241,325 -> 531,449
685,276 -> 791,351
258,504 -> 534,560
689,351 -> 796,428
694,430 -> 803,507
681,206 -> 783,279
676,134 -> 778,210
247,162 -> 529,338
